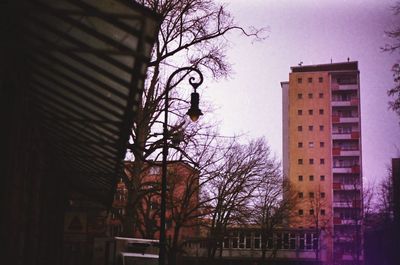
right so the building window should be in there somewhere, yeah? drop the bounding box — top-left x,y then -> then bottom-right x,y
254,233 -> 261,249
309,209 -> 315,215
290,233 -> 296,249
298,78 -> 303,83
298,192 -> 304,198
319,77 -> 323,83
298,109 -> 303,115
309,158 -> 314,164
309,175 -> 314,181
319,109 -> 324,115
298,175 -> 304,181
308,109 -> 313,115
299,209 -> 304,216
319,125 -> 324,131
298,159 -> 303,165
320,158 -> 325,164
320,142 -> 325,148
231,231 -> 239,248
297,93 -> 303,99
308,93 -> 313,99
321,192 -> 326,198
308,77 -> 313,83
149,166 -> 161,175
320,175 -> 325,181
299,233 -> 305,249
298,142 -> 303,148
309,141 -> 314,148
321,209 -> 326,216
308,125 -> 313,131
298,125 -> 303,132
319,92 -> 324,98
309,192 -> 314,198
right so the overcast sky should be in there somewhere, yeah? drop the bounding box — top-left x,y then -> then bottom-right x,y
203,0 -> 400,185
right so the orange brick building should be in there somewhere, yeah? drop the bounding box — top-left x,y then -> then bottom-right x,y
123,161 -> 200,242
282,61 -> 363,265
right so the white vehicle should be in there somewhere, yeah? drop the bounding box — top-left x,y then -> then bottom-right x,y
114,237 -> 159,265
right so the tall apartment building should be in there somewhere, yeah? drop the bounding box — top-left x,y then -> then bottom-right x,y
282,61 -> 363,265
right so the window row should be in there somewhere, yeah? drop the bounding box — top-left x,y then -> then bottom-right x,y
298,175 -> 325,181
298,77 -> 324,84
297,92 -> 324,99
298,209 -> 326,216
297,125 -> 325,132
298,141 -> 325,148
297,109 -> 324,115
218,231 -> 319,251
298,192 -> 326,199
298,158 -> 325,165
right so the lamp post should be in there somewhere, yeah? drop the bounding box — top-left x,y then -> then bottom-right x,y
159,67 -> 204,265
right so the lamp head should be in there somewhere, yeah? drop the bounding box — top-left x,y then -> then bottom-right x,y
186,91 -> 203,122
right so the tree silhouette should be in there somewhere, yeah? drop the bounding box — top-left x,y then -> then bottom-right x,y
123,0 -> 266,236
383,2 -> 400,119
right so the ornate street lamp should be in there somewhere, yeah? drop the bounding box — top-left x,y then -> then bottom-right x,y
159,67 -> 204,265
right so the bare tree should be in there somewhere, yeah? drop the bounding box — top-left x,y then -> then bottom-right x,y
123,0 -> 266,236
383,2 -> 400,119
251,173 -> 298,262
364,168 -> 397,265
202,138 -> 277,260
376,169 -> 394,223
164,130 -> 232,265
307,185 -> 331,262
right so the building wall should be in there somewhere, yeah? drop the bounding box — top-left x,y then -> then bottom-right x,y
282,81 -> 290,180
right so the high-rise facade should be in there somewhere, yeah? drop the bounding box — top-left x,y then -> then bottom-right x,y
282,61 -> 363,265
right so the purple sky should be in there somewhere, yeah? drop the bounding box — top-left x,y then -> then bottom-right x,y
203,0 -> 400,185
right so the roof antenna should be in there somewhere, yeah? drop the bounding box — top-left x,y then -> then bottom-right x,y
347,57 -> 350,62
298,61 -> 303,66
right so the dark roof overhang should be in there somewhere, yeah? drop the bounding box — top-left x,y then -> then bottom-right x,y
8,0 -> 161,205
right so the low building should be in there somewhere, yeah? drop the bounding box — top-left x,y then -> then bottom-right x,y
182,225 -> 325,265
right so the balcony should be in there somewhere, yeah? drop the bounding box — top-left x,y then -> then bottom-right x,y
332,167 -> 352,174
340,116 -> 359,123
331,83 -> 340,90
332,147 -> 360,156
342,184 -> 361,190
331,82 -> 358,91
333,200 -> 361,208
341,219 -> 358,225
333,201 -> 352,208
332,101 -> 351,107
331,98 -> 359,107
351,131 -> 360,139
331,115 -> 359,124
333,182 -> 342,190
332,133 -> 352,140
351,165 -> 360,174
333,217 -> 342,225
333,218 -> 359,226
341,150 -> 360,156
350,98 -> 359,106
339,84 -> 358,90
333,147 -> 341,155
